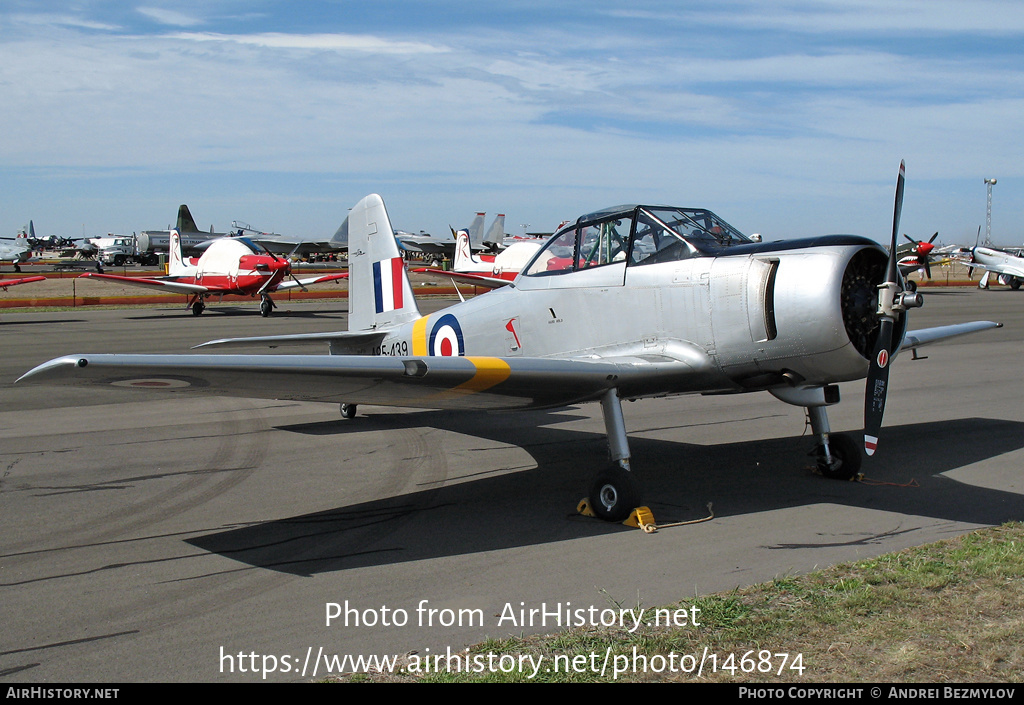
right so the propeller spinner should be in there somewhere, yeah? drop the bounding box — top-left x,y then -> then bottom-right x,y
902,231 -> 938,278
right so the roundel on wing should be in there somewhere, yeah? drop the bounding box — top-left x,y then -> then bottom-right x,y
429,314 -> 464,357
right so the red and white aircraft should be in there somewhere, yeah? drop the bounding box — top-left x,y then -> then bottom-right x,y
79,231 -> 348,316
416,228 -> 542,289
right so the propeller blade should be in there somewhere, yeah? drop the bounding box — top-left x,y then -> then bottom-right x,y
928,232 -> 938,243
903,233 -> 917,245
863,160 -> 905,456
864,318 -> 894,456
924,258 -> 932,279
887,161 -> 905,283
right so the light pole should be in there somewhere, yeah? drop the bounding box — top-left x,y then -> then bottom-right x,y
984,178 -> 997,246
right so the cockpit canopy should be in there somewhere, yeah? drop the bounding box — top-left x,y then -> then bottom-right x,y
523,205 -> 750,277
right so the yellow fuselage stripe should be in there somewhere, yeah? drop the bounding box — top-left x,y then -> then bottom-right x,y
412,316 -> 429,356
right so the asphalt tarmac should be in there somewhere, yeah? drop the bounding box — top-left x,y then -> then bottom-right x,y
1,289 -> 1021,682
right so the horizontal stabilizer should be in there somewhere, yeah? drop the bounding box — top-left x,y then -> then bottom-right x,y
194,330 -> 387,355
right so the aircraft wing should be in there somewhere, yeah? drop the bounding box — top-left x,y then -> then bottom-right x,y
966,261 -> 1024,279
396,237 -> 453,256
17,351 -> 719,411
273,272 -> 348,292
78,273 -> 209,295
0,275 -> 46,290
248,237 -> 337,256
413,267 -> 511,289
899,321 -> 1002,352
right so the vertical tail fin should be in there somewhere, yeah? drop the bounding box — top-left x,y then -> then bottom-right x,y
345,194 -> 420,331
453,230 -> 480,271
467,212 -> 486,248
176,205 -> 200,233
483,214 -> 505,247
168,230 -> 188,275
329,217 -> 348,251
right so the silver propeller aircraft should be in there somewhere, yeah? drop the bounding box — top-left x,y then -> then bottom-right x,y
0,237 -> 33,272
960,245 -> 1024,290
17,164 -> 1001,521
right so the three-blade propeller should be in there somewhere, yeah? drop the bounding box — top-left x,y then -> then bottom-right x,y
903,231 -> 938,278
863,160 -> 921,457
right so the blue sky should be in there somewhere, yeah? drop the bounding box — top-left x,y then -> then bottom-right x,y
2,1 -> 1023,246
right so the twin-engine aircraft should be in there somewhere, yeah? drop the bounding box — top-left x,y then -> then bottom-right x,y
19,164 -> 1000,520
79,230 -> 348,317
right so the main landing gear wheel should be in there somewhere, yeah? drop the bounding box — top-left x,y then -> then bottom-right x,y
191,300 -> 205,316
588,466 -> 641,522
340,403 -> 357,419
260,298 -> 273,317
815,433 -> 861,481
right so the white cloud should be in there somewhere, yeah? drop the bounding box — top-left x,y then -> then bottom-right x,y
7,13 -> 120,32
169,32 -> 450,55
136,7 -> 204,28
610,1 -> 1024,34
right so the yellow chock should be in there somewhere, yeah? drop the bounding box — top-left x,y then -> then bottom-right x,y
576,498 -> 596,517
624,506 -> 656,533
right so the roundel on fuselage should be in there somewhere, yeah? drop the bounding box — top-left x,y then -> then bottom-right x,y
429,314 -> 464,357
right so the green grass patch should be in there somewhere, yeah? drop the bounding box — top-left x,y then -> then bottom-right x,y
330,523 -> 1024,682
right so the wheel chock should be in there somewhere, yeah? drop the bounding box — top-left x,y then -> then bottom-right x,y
624,506 -> 657,533
577,498 -> 596,517
577,499 -> 656,532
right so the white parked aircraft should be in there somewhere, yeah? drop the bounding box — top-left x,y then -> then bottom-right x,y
960,246 -> 1024,290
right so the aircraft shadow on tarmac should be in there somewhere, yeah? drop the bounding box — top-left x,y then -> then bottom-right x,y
0,318 -> 86,326
187,414 -> 1024,577
124,307 -> 348,321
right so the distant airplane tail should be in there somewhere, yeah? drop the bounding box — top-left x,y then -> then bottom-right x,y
453,229 -> 480,271
168,230 -> 188,275
176,205 -> 200,234
483,214 -> 505,248
467,212 -> 486,248
345,194 -> 420,331
329,216 -> 348,251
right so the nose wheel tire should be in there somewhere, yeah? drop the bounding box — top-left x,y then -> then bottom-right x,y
588,466 -> 641,522
340,403 -> 357,419
191,300 -> 205,316
260,298 -> 273,317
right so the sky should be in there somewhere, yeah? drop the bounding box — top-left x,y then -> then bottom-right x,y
2,1 -> 1023,246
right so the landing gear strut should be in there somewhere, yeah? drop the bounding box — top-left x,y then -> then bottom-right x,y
806,405 -> 861,480
586,389 -> 641,521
